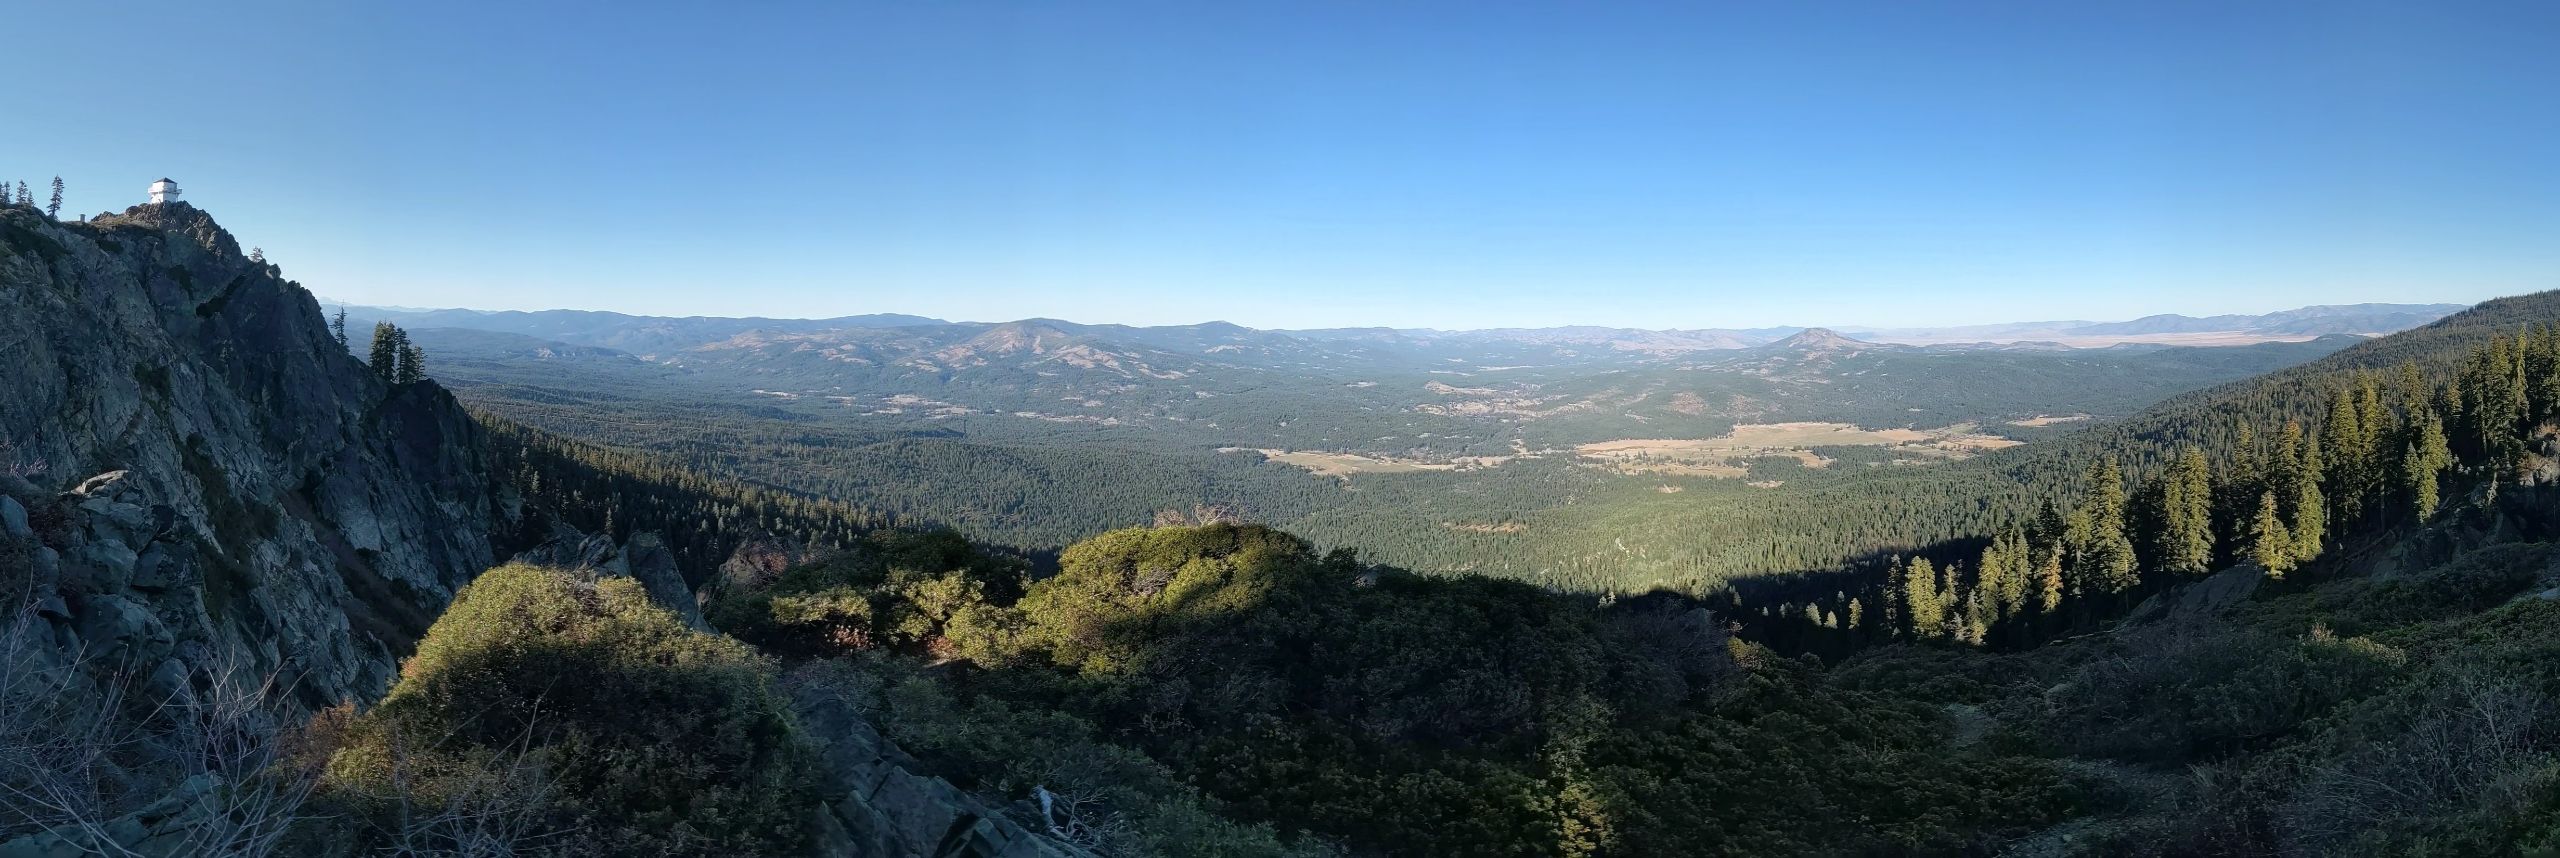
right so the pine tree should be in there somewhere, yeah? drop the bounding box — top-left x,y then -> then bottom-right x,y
2152,448 -> 2215,576
2251,491 -> 2295,579
2075,458 -> 2139,598
397,342 -> 427,385
1902,557 -> 1943,641
1846,597 -> 1866,637
2216,424 -> 2264,567
2001,528 -> 2031,619
331,308 -> 349,349
2528,324 -> 2560,425
368,322 -> 402,382
2031,502 -> 2067,619
46,176 -> 62,219
1959,580 -> 1991,646
1936,560 -> 1962,641
2291,430 -> 2327,565
2321,385 -> 2368,525
1977,528 -> 2029,621
2408,409 -> 2452,522
2459,334 -> 2528,473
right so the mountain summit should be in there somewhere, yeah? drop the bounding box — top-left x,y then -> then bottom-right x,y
1767,327 -> 1867,351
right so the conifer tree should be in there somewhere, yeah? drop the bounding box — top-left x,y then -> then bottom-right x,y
1846,597 -> 1865,636
46,176 -> 62,219
1959,581 -> 1991,646
1977,528 -> 2029,621
1936,560 -> 1962,640
2030,502 -> 2067,619
331,307 -> 349,349
2216,424 -> 2264,565
397,341 -> 427,385
2251,491 -> 2295,579
2152,448 -> 2215,576
2321,385 -> 2369,525
2291,431 -> 2326,564
368,322 -> 402,382
2408,410 -> 2452,522
2397,361 -> 2430,416
1902,557 -> 1943,641
2075,458 -> 2139,598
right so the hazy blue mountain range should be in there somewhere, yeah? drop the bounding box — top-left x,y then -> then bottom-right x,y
337,300 -> 2462,357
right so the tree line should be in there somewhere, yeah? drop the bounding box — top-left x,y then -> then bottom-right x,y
1,176 -> 67,219
478,415 -> 898,586
1760,325 -> 2557,651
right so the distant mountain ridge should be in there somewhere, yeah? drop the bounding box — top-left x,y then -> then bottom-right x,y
336,300 -> 2465,355
2054,303 -> 2468,337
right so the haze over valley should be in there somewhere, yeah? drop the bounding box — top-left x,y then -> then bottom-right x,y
332,300 -> 2448,588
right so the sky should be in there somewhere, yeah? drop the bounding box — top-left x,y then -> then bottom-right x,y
5,1 -> 2556,330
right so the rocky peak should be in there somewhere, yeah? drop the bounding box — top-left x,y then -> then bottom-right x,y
0,202 -> 511,709
1767,327 -> 1867,352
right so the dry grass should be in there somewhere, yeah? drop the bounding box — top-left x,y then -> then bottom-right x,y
1253,450 -> 1452,477
1575,422 -> 2018,477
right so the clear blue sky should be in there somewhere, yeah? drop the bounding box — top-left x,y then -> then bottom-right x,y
6,1 -> 2555,329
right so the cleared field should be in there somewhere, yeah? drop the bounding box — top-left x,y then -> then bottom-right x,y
2009,413 -> 2093,427
1241,448 -> 1456,477
1576,422 -> 2019,476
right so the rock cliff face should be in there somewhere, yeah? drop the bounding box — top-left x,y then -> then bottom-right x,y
0,201 -> 1087,857
0,201 -> 507,707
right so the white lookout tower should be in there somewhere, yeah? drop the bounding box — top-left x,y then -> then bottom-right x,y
148,178 -> 182,205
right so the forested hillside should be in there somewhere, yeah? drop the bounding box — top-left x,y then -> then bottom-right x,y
389,306 -> 2365,593
1718,290 -> 2560,629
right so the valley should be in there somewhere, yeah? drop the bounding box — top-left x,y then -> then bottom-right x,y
359,302 -> 2411,592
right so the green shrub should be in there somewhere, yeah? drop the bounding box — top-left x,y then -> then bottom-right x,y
318,564 -> 818,856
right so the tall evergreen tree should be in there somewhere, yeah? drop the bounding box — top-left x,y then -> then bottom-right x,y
2291,431 -> 2327,564
397,341 -> 427,385
368,321 -> 402,382
2528,325 -> 2560,425
2152,448 -> 2215,576
46,176 -> 62,219
331,307 -> 349,349
1902,557 -> 1943,642
2075,458 -> 2139,598
2320,385 -> 2369,525
2215,424 -> 2264,566
2407,409 -> 2452,522
2251,491 -> 2295,579
2030,502 -> 2067,619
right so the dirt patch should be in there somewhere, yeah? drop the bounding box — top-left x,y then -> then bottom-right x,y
2010,414 -> 2092,427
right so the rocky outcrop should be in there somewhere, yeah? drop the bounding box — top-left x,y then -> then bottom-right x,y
0,201 -> 509,709
0,200 -> 1089,857
788,676 -> 1099,858
507,523 -> 706,628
